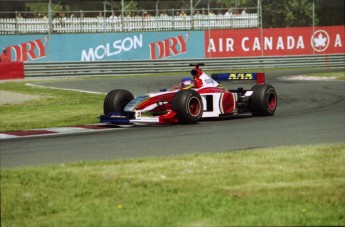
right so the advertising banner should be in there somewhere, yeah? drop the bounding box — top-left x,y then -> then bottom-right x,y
0,26 -> 343,63
205,26 -> 345,58
0,35 -> 49,62
0,31 -> 204,62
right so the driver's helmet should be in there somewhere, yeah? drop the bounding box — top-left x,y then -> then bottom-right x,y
180,78 -> 193,89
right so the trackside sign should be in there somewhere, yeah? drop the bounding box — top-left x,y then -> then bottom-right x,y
205,26 -> 345,58
81,34 -> 143,61
2,36 -> 49,62
0,26 -> 343,62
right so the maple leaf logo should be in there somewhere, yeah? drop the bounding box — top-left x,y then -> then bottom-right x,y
314,33 -> 327,47
311,30 -> 330,52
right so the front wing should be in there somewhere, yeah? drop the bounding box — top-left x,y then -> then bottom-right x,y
99,111 -> 179,125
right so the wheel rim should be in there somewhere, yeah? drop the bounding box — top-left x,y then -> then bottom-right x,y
268,91 -> 277,110
188,97 -> 201,117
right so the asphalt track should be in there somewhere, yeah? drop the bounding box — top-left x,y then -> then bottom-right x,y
1,68 -> 344,168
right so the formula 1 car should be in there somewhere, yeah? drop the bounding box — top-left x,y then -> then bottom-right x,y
99,63 -> 277,124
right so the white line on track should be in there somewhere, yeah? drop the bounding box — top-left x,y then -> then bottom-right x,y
25,83 -> 107,95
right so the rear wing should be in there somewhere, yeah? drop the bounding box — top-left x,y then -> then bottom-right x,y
211,73 -> 265,85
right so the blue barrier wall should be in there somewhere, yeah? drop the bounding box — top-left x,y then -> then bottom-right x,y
0,31 -> 204,62
1,26 -> 343,62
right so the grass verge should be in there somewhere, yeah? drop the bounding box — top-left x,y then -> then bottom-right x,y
0,81 -> 104,132
1,144 -> 345,226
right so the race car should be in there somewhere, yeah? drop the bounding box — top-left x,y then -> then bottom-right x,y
99,63 -> 277,124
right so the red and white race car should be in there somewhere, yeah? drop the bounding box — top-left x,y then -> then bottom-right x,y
100,63 -> 277,124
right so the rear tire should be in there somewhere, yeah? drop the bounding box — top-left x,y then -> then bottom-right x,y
103,89 -> 134,115
249,85 -> 277,116
172,89 -> 203,124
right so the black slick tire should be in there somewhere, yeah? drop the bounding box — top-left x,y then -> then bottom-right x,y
103,89 -> 134,115
249,84 -> 277,116
172,89 -> 203,124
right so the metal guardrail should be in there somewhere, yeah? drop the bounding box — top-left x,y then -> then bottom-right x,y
24,54 -> 345,77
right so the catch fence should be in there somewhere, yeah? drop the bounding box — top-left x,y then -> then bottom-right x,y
0,13 -> 258,34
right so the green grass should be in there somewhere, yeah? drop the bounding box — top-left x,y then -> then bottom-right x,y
1,144 -> 344,226
0,81 -> 104,132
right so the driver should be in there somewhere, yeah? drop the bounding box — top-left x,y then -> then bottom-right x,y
172,66 -> 221,90
179,77 -> 194,89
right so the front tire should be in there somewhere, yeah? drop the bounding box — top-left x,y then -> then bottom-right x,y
249,84 -> 277,116
172,89 -> 203,124
103,89 -> 134,115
